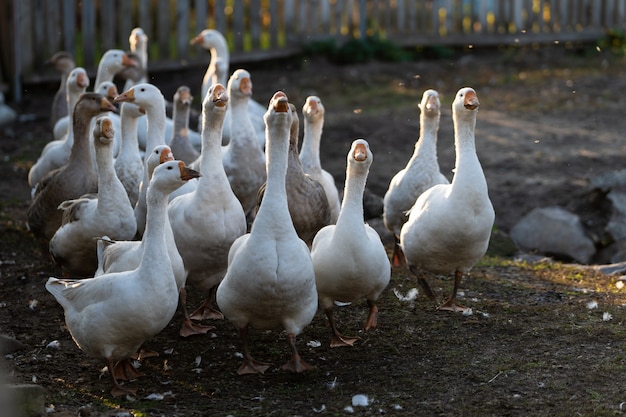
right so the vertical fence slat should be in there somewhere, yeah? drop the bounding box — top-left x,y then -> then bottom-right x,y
138,0 -> 151,37
232,0 -> 245,51
250,0 -> 261,49
214,0 -> 226,34
157,0 -> 170,59
269,0 -> 279,48
119,1 -> 133,49
62,0 -> 75,52
176,0 -> 190,59
100,1 -> 115,52
195,0 -> 208,35
82,0 -> 96,69
44,0 -> 61,57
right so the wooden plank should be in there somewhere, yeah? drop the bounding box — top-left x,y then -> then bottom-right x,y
100,0 -> 115,52
269,0 -> 279,48
32,0 -> 45,67
62,0 -> 75,53
157,0 -> 170,59
119,1 -> 133,49
44,0 -> 61,57
214,0 -> 226,34
138,0 -> 152,36
250,0 -> 261,49
176,0 -> 190,59
195,0 -> 208,34
82,0 -> 97,69
232,0 -> 245,51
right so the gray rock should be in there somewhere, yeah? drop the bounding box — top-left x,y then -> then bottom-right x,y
510,206 -> 596,264
1,384 -> 45,417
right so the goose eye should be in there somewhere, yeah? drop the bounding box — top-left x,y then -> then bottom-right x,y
167,165 -> 173,170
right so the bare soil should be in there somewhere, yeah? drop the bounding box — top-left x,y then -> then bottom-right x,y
2,44 -> 626,416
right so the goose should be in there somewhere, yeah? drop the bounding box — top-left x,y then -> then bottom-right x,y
300,95 -> 341,224
222,69 -> 266,223
53,49 -> 135,141
93,81 -> 123,158
168,83 -> 247,336
216,92 -> 318,375
49,117 -> 137,277
46,159 -> 200,397
399,87 -> 495,312
114,83 -> 168,235
190,29 -> 266,147
47,51 -> 76,130
118,52 -> 145,94
122,28 -> 149,91
311,138 -> 391,347
28,67 -> 89,190
169,86 -> 200,165
97,144 -> 205,337
383,89 -> 449,268
114,102 -> 145,207
257,102 -> 331,247
27,93 -> 117,242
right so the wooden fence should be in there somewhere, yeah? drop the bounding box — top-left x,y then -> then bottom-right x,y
3,0 -> 626,101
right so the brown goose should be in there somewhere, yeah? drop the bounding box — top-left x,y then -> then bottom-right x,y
27,93 -> 117,242
256,102 -> 331,247
47,51 -> 76,130
169,86 -> 200,165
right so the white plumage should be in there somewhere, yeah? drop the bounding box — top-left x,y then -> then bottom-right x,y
383,89 -> 449,267
216,92 -> 317,375
400,87 -> 494,312
311,138 -> 391,347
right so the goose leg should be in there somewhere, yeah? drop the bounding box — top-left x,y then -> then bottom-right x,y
391,236 -> 406,268
112,358 -> 143,381
179,287 -> 215,337
326,307 -> 360,348
281,333 -> 315,373
237,325 -> 272,375
189,286 -> 225,320
364,299 -> 379,331
409,266 -> 438,305
107,358 -> 137,397
439,270 -> 470,313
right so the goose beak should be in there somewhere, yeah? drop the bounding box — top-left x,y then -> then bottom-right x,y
239,77 -> 252,96
160,148 -> 174,163
425,94 -> 439,112
354,142 -> 368,162
121,53 -> 137,67
178,162 -> 201,181
190,34 -> 203,46
100,118 -> 115,140
213,84 -> 228,107
464,90 -> 479,110
101,98 -> 117,113
180,89 -> 193,106
106,85 -> 119,101
114,89 -> 135,103
305,99 -> 318,115
76,72 -> 89,89
272,92 -> 289,112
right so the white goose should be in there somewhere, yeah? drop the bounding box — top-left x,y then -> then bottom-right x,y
168,84 -> 247,336
114,102 -> 145,207
122,27 -> 149,91
114,83 -> 169,235
216,92 -> 318,375
222,69 -> 266,222
47,51 -> 75,130
383,89 -> 449,267
27,93 -> 117,242
28,67 -> 89,190
46,159 -> 200,397
49,117 -> 137,277
53,49 -> 135,141
300,95 -> 341,224
399,87 -> 495,312
190,29 -> 266,146
93,81 -> 123,158
169,85 -> 200,165
311,138 -> 391,347
96,144 -> 203,337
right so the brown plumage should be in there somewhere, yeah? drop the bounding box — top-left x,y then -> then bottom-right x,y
27,93 -> 117,242
256,102 -> 331,246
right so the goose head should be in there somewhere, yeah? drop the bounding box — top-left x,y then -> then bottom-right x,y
99,49 -> 137,73
146,145 -> 175,177
349,138 -> 373,173
129,27 -> 148,52
96,81 -> 120,104
151,160 -> 201,194
227,69 -> 253,99
205,83 -> 229,111
76,92 -> 117,116
453,87 -> 480,122
303,96 -> 325,122
67,67 -> 90,92
174,86 -> 193,108
190,29 -> 227,51
419,89 -> 440,117
114,83 -> 165,112
93,116 -> 115,145
46,51 -> 75,73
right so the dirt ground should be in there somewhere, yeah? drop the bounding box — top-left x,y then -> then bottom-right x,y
2,43 -> 626,416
